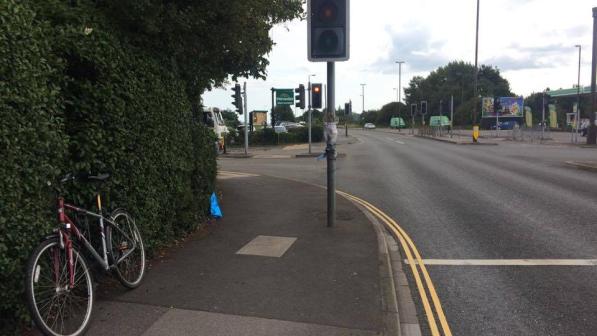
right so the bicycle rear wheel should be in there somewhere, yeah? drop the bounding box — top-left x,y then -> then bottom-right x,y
107,209 -> 145,288
26,238 -> 93,336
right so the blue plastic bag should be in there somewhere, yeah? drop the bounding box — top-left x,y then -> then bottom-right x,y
210,192 -> 222,218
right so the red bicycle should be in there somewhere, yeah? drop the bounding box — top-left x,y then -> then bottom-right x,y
25,173 -> 145,336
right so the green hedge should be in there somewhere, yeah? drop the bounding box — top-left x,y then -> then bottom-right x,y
230,125 -> 324,146
0,1 -> 216,333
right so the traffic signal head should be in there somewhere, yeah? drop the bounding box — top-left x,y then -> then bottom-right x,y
420,101 -> 427,115
308,0 -> 350,62
344,102 -> 352,115
312,83 -> 322,109
494,97 -> 502,114
410,104 -> 417,116
231,84 -> 243,114
295,84 -> 306,109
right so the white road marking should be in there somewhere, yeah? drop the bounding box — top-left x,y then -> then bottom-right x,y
404,259 -> 597,266
217,171 -> 259,179
385,137 -> 406,145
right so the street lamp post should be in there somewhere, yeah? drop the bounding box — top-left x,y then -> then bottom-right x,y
360,83 -> 366,114
574,45 -> 582,144
308,73 -> 316,154
473,0 -> 480,142
396,61 -> 405,118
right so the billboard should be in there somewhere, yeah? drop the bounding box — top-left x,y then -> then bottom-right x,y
482,97 -> 524,118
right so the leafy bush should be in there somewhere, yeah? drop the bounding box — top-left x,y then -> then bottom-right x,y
229,125 -> 324,146
0,1 -> 216,333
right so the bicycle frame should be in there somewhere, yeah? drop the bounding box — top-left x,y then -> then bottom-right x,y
56,196 -> 137,288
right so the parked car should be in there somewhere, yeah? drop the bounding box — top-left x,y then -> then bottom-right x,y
274,125 -> 288,133
364,123 -> 376,129
280,121 -> 304,129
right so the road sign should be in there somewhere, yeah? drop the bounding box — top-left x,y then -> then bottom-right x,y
275,89 -> 294,105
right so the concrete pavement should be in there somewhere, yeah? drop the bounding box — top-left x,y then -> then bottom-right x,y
84,172 -> 410,336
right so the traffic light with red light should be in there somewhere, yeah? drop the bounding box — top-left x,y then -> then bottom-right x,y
311,83 -> 323,109
308,0 -> 350,62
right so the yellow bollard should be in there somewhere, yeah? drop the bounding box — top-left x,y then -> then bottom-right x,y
472,125 -> 479,142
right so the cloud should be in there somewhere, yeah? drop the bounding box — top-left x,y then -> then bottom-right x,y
368,26 -> 449,74
484,43 -> 575,71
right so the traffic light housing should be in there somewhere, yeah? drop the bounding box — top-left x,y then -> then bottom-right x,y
231,84 -> 243,114
308,0 -> 350,62
344,101 -> 352,115
295,84 -> 306,109
494,97 -> 502,115
420,101 -> 428,115
410,104 -> 417,116
312,83 -> 323,109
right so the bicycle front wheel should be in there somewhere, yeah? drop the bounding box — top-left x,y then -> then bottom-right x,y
25,238 -> 93,336
107,209 -> 145,288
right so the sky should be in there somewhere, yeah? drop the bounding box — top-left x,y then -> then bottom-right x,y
203,0 -> 596,117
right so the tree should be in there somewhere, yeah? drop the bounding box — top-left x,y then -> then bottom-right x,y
273,105 -> 295,123
405,61 -> 514,125
40,0 -> 304,112
301,109 -> 323,124
220,109 -> 240,129
376,102 -> 406,126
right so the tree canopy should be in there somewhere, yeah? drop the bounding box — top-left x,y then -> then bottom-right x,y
404,61 -> 514,125
33,0 -> 304,109
273,104 -> 296,123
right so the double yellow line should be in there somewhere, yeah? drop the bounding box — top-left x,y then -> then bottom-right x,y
337,191 -> 452,336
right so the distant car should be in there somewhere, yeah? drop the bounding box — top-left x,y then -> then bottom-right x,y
274,125 -> 288,133
364,123 -> 376,129
281,122 -> 304,129
490,121 -> 518,130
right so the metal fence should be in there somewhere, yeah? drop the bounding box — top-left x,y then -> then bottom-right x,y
511,125 -> 552,143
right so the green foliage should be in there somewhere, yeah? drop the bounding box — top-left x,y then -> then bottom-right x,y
0,1 -> 67,327
233,126 -> 324,146
300,109 -> 323,123
273,104 -> 296,123
360,102 -> 407,126
0,1 -> 215,332
405,61 -> 514,125
97,0 -> 304,103
1,0 -> 303,330
221,109 -> 240,129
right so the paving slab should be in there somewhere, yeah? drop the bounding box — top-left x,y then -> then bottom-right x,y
142,308 -> 379,336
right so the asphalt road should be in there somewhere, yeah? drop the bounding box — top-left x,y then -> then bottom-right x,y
220,129 -> 597,336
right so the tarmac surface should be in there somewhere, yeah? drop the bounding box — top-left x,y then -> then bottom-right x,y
86,174 -> 386,336
220,128 -> 597,336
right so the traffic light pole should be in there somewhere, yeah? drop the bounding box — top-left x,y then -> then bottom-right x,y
326,62 -> 337,228
589,7 -> 597,145
243,82 -> 248,155
308,81 -> 312,154
271,88 -> 275,128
